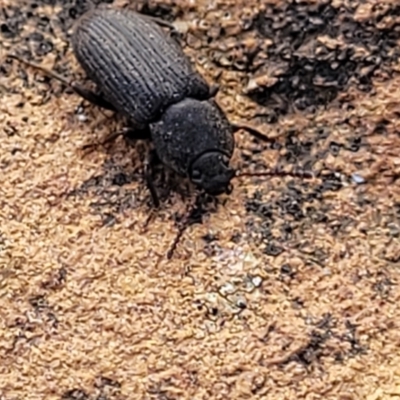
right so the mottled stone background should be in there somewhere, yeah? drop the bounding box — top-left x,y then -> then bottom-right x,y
1,0 -> 400,399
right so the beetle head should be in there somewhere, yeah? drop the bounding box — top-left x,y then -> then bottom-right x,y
189,151 -> 235,196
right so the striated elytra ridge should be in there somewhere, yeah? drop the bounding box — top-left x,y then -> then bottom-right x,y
72,7 -> 211,125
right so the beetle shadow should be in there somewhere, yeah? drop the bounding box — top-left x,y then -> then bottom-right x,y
66,113 -> 221,233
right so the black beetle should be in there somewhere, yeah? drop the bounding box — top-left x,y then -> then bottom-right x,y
9,5 -> 310,207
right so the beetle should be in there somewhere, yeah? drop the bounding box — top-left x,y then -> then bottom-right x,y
9,5 -> 310,207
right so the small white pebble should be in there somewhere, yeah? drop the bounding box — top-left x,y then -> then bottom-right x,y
252,276 -> 263,287
220,282 -> 236,295
77,114 -> 87,122
352,173 -> 365,184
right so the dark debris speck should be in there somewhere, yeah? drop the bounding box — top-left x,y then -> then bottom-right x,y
202,233 -> 219,243
280,264 -> 295,277
62,389 -> 90,400
264,242 -> 283,256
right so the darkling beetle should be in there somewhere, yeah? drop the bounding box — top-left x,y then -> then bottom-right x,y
9,5 -> 313,258
9,5 -> 311,207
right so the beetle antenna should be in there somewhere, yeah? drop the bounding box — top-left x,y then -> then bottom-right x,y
236,167 -> 314,180
230,121 -> 276,143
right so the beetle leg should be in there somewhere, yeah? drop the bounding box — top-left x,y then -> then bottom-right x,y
102,126 -> 151,147
144,149 -> 160,208
209,84 -> 220,98
82,127 -> 129,151
231,120 -> 276,144
122,126 -> 152,142
139,14 -> 177,31
138,14 -> 185,47
82,126 -> 151,151
8,54 -> 116,111
69,83 -> 116,111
